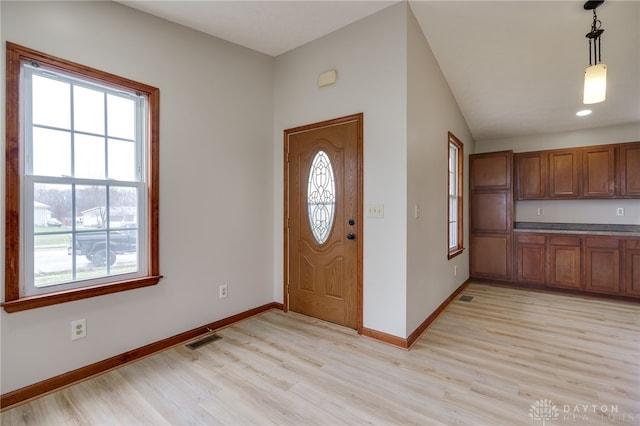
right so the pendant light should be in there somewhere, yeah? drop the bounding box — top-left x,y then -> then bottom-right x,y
583,0 -> 606,104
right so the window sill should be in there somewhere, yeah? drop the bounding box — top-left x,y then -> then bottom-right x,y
448,248 -> 465,260
2,276 -> 162,313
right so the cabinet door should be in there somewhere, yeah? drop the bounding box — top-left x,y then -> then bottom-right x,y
471,191 -> 511,233
471,234 -> 512,281
515,152 -> 548,199
549,149 -> 581,198
582,145 -> 615,198
547,236 -> 582,288
624,239 -> 640,296
619,142 -> 640,197
515,234 -> 546,284
584,237 -> 621,294
470,151 -> 512,190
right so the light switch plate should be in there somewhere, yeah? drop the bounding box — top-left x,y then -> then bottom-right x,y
367,204 -> 384,218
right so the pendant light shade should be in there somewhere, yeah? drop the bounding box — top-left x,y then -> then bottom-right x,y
583,1 -> 606,104
584,63 -> 607,104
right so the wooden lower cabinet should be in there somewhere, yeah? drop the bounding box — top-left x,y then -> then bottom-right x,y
547,236 -> 582,289
515,234 -> 546,284
625,239 -> 640,296
584,237 -> 621,294
471,234 -> 512,281
512,232 -> 639,298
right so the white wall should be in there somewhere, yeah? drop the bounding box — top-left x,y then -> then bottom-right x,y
516,200 -> 640,225
405,7 -> 474,335
475,122 -> 640,226
273,3 -> 409,337
1,1 -> 275,393
475,122 -> 640,153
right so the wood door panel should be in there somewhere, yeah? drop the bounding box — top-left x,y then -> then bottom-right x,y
548,244 -> 581,289
516,152 -> 548,199
516,243 -> 546,284
286,117 -> 360,329
619,142 -> 640,197
625,238 -> 640,296
298,254 -> 315,292
471,191 -> 510,232
582,145 -> 615,198
470,151 -> 512,190
470,234 -> 512,280
549,149 -> 581,198
585,249 -> 620,294
324,257 -> 345,299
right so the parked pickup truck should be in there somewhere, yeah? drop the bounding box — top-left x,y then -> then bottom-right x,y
68,231 -> 136,267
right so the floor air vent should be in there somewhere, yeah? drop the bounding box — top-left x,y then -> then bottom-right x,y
186,334 -> 222,350
459,295 -> 474,302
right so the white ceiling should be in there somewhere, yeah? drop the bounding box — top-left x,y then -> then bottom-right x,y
118,0 -> 640,142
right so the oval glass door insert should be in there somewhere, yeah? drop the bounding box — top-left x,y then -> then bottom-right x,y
307,150 -> 336,244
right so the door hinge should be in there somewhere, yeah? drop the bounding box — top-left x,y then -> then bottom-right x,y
287,218 -> 290,228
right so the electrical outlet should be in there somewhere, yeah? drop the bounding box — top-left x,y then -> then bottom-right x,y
537,208 -> 544,216
219,284 -> 228,299
616,207 -> 624,216
367,204 -> 384,218
71,319 -> 86,340
454,265 -> 458,276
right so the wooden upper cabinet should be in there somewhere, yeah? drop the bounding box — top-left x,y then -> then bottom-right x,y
619,141 -> 640,197
549,149 -> 581,198
582,145 -> 615,198
515,151 -> 548,199
470,151 -> 512,190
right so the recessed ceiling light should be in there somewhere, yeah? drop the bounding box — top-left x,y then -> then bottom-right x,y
576,109 -> 592,116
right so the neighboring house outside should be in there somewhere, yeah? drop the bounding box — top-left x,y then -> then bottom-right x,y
80,206 -> 137,228
34,201 -> 50,227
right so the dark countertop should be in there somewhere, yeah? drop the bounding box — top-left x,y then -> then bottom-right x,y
514,222 -> 640,237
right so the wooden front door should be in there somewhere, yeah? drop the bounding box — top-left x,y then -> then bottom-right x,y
285,114 -> 362,330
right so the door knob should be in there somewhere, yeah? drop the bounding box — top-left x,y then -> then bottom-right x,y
346,233 -> 356,240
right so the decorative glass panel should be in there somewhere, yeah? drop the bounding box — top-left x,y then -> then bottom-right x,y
307,150 -> 336,244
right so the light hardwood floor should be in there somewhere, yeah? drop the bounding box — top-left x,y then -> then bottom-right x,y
2,283 -> 639,425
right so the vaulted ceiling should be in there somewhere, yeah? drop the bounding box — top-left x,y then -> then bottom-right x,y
118,1 -> 640,142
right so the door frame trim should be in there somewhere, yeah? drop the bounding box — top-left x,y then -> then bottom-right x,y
283,113 -> 364,333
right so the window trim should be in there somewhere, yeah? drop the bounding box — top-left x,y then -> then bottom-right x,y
3,42 -> 161,313
447,132 -> 464,259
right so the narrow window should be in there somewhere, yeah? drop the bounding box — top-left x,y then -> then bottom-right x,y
4,42 -> 161,312
448,132 -> 464,259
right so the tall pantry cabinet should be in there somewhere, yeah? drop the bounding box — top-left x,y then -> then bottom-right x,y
469,151 -> 514,281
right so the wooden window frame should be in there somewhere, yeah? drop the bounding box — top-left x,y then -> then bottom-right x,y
3,42 -> 161,313
448,132 -> 464,259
